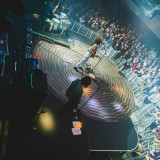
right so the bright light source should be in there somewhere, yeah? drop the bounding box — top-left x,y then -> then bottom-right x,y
36,108 -> 56,137
67,75 -> 78,82
72,121 -> 82,128
72,128 -> 81,135
88,98 -> 100,109
112,102 -> 123,111
33,13 -> 40,19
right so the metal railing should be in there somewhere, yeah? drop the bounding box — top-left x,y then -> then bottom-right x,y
69,20 -> 99,41
68,20 -> 159,157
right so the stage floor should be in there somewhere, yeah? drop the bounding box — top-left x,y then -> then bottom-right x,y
83,115 -> 138,151
5,31 -> 138,160
33,38 -> 135,122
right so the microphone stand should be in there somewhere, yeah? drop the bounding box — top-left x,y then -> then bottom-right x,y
76,82 -> 102,113
75,44 -> 123,113
33,108 -> 46,134
81,69 -> 84,79
75,45 -> 108,113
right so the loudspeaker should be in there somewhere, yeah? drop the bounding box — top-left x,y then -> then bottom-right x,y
31,69 -> 48,94
21,58 -> 38,71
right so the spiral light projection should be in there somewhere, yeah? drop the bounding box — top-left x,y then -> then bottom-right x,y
33,40 -> 135,122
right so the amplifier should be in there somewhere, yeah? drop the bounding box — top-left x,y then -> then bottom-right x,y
21,58 -> 38,72
30,69 -> 48,94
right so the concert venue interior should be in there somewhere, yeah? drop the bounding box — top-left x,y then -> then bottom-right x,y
0,0 -> 160,159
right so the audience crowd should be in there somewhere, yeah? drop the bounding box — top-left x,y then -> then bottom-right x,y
66,0 -> 160,158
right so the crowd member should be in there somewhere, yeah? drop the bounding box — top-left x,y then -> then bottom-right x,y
152,126 -> 160,145
121,57 -> 133,71
135,67 -> 145,78
153,111 -> 160,124
66,1 -> 160,158
145,108 -> 160,131
145,150 -> 160,160
144,92 -> 160,105
105,36 -> 115,51
114,50 -> 130,61
142,85 -> 159,95
97,27 -> 105,37
79,15 -> 86,25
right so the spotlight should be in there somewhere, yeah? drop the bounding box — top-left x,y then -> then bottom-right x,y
33,13 -> 40,19
33,126 -> 37,130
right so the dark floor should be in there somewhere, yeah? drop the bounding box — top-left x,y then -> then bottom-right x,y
0,72 -> 135,160
6,89 -> 89,160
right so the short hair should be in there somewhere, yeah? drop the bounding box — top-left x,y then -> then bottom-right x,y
81,76 -> 91,87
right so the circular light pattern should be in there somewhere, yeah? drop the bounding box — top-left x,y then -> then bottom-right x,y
88,98 -> 100,109
67,75 -> 79,82
36,108 -> 56,136
33,40 -> 135,122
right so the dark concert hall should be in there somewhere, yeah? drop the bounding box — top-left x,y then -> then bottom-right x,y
0,0 -> 160,159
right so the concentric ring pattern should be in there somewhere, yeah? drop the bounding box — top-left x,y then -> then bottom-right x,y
33,40 -> 135,122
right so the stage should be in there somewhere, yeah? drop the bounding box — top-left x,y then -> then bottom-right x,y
33,37 -> 135,122
5,29 -> 138,160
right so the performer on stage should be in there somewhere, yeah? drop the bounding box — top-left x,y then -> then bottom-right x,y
43,1 -> 59,19
66,76 -> 91,112
74,37 -> 103,72
43,0 -> 59,31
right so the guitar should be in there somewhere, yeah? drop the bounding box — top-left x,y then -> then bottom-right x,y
91,53 -> 100,59
90,50 -> 100,59
90,45 -> 100,58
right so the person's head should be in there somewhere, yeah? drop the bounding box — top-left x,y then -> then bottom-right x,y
81,76 -> 91,88
91,37 -> 103,46
95,37 -> 103,45
50,1 -> 54,5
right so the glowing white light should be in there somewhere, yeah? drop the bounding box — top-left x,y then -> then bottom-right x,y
112,102 -> 123,111
36,108 -> 56,136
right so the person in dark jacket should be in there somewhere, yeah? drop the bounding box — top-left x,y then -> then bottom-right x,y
66,76 -> 91,112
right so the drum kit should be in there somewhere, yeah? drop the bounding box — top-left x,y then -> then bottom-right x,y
45,11 -> 71,38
